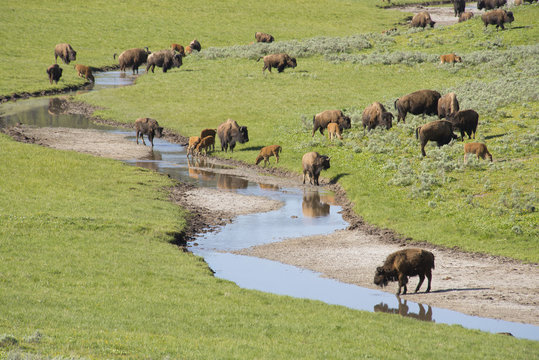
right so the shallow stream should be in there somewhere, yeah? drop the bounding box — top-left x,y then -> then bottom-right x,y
1,70 -> 537,341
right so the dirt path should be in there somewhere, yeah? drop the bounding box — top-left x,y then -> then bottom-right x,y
4,112 -> 538,326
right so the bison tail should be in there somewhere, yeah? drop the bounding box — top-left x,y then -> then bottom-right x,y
394,98 -> 398,110
256,57 -> 262,62
415,126 -> 421,140
113,53 -> 117,59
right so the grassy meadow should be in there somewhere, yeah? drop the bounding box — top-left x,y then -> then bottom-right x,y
1,0 -> 538,358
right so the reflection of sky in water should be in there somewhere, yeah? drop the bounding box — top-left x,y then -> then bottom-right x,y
1,70 -> 537,341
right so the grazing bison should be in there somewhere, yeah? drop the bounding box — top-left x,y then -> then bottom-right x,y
114,47 -> 151,74
46,64 -> 62,84
135,117 -> 163,147
411,11 -> 436,28
374,248 -> 435,295
217,119 -> 249,152
74,64 -> 95,83
258,53 -> 297,73
440,53 -> 462,64
394,89 -> 441,123
327,123 -> 343,140
312,110 -> 351,137
478,0 -> 507,10
459,12 -> 474,22
170,43 -> 185,57
446,109 -> 479,141
302,152 -> 331,186
189,39 -> 201,52
255,145 -> 282,167
54,43 -> 77,64
362,102 -> 393,135
452,0 -> 466,17
255,32 -> 274,43
464,142 -> 493,163
416,120 -> 458,156
437,92 -> 459,119
146,50 -> 183,73
481,9 -> 514,30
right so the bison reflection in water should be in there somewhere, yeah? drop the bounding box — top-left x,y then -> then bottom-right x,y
302,190 -> 330,218
48,97 -> 69,115
374,298 -> 433,322
188,158 -> 217,182
217,174 -> 248,190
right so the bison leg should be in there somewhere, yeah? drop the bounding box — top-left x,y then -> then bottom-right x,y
397,274 -> 408,295
303,170 -> 308,184
149,134 -> 155,148
277,65 -> 285,73
415,274 -> 425,293
426,269 -> 432,293
420,140 -> 427,157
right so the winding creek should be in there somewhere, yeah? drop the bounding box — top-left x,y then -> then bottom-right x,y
1,70 -> 537,341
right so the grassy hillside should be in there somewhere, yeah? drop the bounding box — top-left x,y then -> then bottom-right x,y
1,0 -> 538,358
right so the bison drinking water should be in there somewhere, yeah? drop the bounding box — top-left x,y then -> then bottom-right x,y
302,152 -> 331,186
135,117 -> 163,148
258,53 -> 297,73
74,64 -> 95,83
217,119 -> 249,152
416,120 -> 458,156
374,248 -> 435,295
54,43 -> 77,64
394,89 -> 441,123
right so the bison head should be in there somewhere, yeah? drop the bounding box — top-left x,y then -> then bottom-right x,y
68,49 -> 77,62
505,11 -> 514,23
339,114 -> 352,130
287,57 -> 297,68
374,267 -> 398,287
454,55 -> 462,63
172,54 -> 183,68
316,155 -> 331,171
238,126 -> 249,144
381,112 -> 394,130
155,126 -> 164,138
477,0 -> 485,9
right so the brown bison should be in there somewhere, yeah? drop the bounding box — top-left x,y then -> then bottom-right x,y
74,64 -> 95,83
54,43 -> 77,64
135,117 -> 163,147
46,64 -> 63,84
258,53 -> 297,73
464,142 -> 493,163
362,102 -> 393,135
255,145 -> 282,167
478,0 -> 507,10
187,136 -> 201,157
189,39 -> 201,52
114,47 -> 151,74
302,152 -> 331,186
446,109 -> 479,141
452,0 -> 466,17
394,89 -> 441,123
437,92 -> 459,119
440,53 -> 462,64
374,248 -> 435,295
255,32 -> 274,43
416,120 -> 458,156
200,129 -> 217,151
481,9 -> 514,30
217,119 -> 249,152
170,43 -> 185,56
411,11 -> 436,28
146,50 -> 182,73
458,12 -> 474,22
195,135 -> 215,156
312,110 -> 352,137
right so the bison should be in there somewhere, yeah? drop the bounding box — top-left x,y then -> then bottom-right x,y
255,32 -> 274,43
312,110 -> 351,137
464,142 -> 493,163
114,47 -> 151,74
200,129 -> 217,151
459,12 -> 474,22
374,248 -> 435,295
135,117 -> 163,147
257,53 -> 297,73
189,39 -> 201,52
170,43 -> 185,57
217,119 -> 249,152
54,43 -> 77,64
327,123 -> 343,141
437,92 -> 459,119
187,136 -> 201,157
255,145 -> 282,167
195,135 -> 215,156
46,64 -> 63,84
146,50 -> 182,73
415,120 -> 458,156
481,9 -> 514,30
362,102 -> 393,135
478,0 -> 507,10
411,11 -> 436,28
452,0 -> 466,17
394,89 -> 441,123
440,53 -> 462,65
74,64 -> 95,83
446,109 -> 479,141
302,152 -> 331,186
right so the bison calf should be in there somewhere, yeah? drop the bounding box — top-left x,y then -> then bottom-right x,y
440,53 -> 462,65
327,123 -> 343,141
459,12 -> 474,22
135,117 -> 163,148
200,129 -> 217,151
416,120 -> 458,156
302,152 -> 331,186
464,142 -> 493,163
46,64 -> 63,84
75,64 -> 95,83
374,248 -> 435,295
195,135 -> 215,156
187,136 -> 201,157
255,145 -> 282,167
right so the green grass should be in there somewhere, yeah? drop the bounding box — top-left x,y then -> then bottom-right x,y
1,0 -> 539,358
